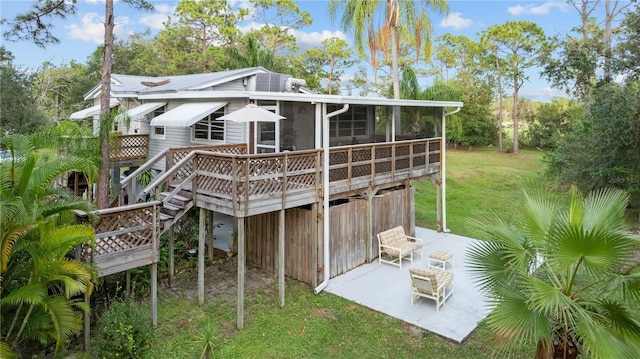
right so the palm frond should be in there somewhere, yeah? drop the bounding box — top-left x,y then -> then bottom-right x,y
486,288 -> 551,344
0,341 -> 17,359
583,188 -> 629,231
1,283 -> 46,307
1,225 -> 32,273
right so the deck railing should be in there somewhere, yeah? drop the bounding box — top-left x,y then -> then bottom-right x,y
141,138 -> 440,216
110,134 -> 149,164
78,201 -> 160,275
328,138 -> 441,195
194,149 -> 322,216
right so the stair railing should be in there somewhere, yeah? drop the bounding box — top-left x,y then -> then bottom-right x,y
117,148 -> 170,206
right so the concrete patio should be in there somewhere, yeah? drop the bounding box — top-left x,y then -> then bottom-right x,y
324,227 -> 490,343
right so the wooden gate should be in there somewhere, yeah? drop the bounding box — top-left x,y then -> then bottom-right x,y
245,207 -> 317,284
329,199 -> 368,277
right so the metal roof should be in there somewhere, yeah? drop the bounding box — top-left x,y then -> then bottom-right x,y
85,67 -> 463,109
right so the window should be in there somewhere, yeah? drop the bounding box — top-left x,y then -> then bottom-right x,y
193,107 -> 226,141
151,126 -> 166,139
328,105 -> 368,138
150,105 -> 166,139
152,106 -> 166,118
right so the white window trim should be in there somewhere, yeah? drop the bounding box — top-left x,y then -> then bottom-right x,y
151,126 -> 166,140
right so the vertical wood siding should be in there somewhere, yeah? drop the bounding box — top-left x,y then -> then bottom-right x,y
329,199 -> 368,278
371,188 -> 413,258
245,207 -> 316,284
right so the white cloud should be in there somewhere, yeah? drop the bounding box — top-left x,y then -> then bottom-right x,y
440,12 -> 473,29
508,2 -> 570,16
294,29 -> 348,48
139,4 -> 175,30
140,13 -> 171,30
65,12 -> 131,44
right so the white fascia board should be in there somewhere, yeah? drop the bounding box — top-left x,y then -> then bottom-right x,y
138,90 -> 464,109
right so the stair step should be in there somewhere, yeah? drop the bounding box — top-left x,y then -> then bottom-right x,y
161,203 -> 182,216
159,192 -> 192,207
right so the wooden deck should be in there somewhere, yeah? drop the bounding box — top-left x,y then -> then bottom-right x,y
88,138 -> 441,276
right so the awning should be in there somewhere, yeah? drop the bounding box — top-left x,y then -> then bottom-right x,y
69,99 -> 119,119
115,102 -> 166,122
217,103 -> 285,123
150,102 -> 227,127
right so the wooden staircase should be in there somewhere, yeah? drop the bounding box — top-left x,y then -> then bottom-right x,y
158,190 -> 194,234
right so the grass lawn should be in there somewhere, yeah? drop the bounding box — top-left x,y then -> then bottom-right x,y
96,147 -> 543,359
415,147 -> 549,238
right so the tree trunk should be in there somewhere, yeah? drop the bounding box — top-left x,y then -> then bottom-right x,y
496,53 -> 504,153
604,0 -> 613,83
389,1 -> 401,138
534,339 -> 552,359
97,0 -> 115,209
577,0 -> 595,116
512,75 -> 519,154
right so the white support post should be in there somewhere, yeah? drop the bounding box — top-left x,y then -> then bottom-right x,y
198,207 -> 205,305
278,209 -> 285,307
151,262 -> 157,327
237,217 -> 246,329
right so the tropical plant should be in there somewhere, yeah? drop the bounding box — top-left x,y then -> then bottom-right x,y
329,0 -> 449,134
0,134 -> 99,357
468,186 -> 640,358
92,294 -> 155,359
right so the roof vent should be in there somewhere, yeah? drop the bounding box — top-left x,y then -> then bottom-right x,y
285,77 -> 307,93
141,79 -> 170,87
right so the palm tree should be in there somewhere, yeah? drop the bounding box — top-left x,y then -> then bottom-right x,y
329,0 -> 449,135
0,134 -> 98,357
468,187 -> 640,359
398,67 -> 461,136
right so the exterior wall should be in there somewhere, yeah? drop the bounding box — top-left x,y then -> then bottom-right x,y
329,199 -> 368,278
209,78 -> 250,92
147,99 -> 250,170
116,98 -> 143,135
243,186 -> 415,286
245,206 -> 318,284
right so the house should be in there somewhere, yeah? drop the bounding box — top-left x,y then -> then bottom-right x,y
70,67 -> 463,330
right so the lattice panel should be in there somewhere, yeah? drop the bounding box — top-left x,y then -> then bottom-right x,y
413,143 -> 427,155
248,178 -> 284,196
329,151 -> 348,165
197,156 -> 234,176
352,164 -> 371,178
287,173 -> 316,190
330,168 -> 348,182
351,148 -> 372,162
413,154 -> 426,166
375,146 -> 392,159
249,158 -> 282,176
429,153 -> 440,165
395,144 -> 410,157
375,161 -> 392,174
87,205 -> 158,258
197,176 -> 234,196
110,135 -> 148,161
395,158 -> 410,171
171,158 -> 193,183
286,155 -> 317,172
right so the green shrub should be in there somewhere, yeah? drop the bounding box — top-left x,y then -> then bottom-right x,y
92,297 -> 155,359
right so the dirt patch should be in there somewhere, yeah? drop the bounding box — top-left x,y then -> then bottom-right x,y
164,253 -> 275,303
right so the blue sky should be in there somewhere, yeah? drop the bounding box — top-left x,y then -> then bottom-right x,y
1,0 -> 599,102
